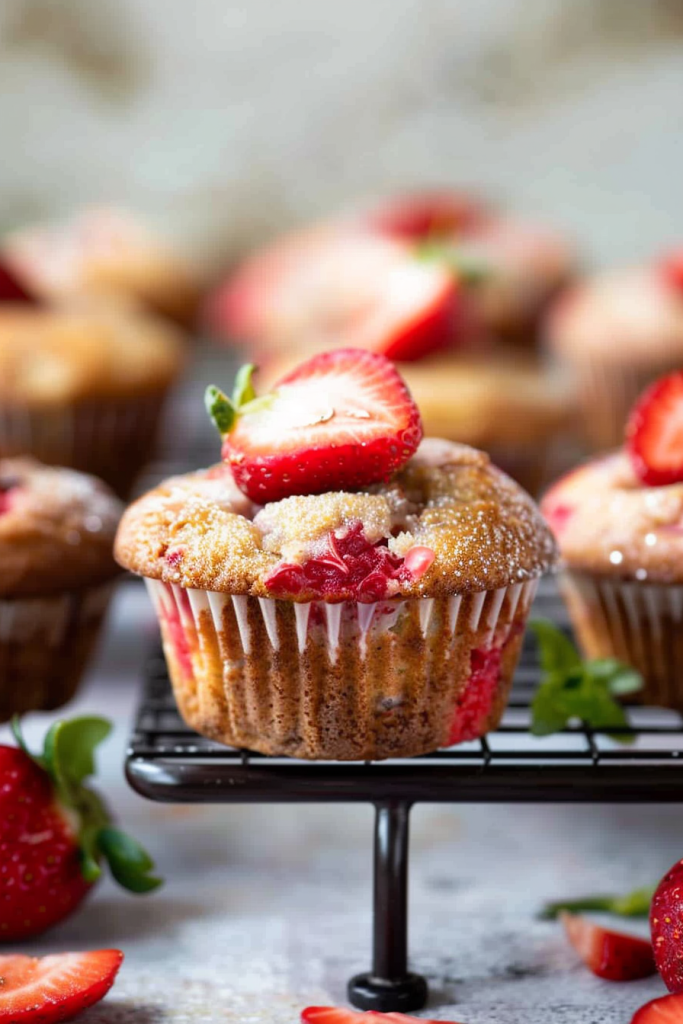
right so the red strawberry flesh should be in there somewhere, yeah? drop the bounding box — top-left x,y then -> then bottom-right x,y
0,949 -> 123,1023
632,993 -> 683,1023
627,372 -> 683,487
301,1007 -> 461,1024
660,252 -> 683,294
0,747 -> 92,941
366,190 -> 488,240
264,521 -> 434,602
561,912 -> 656,981
223,349 -> 423,503
447,645 -> 503,745
651,858 -> 683,992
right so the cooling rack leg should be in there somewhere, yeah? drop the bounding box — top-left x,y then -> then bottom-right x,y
348,801 -> 428,1012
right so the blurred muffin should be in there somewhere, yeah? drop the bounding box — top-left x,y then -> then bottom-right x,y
3,208 -> 202,327
547,263 -> 683,452
0,303 -> 185,496
0,458 -> 122,719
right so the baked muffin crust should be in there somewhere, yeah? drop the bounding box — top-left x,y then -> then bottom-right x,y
116,438 -> 556,599
0,458 -> 123,596
0,304 -> 185,404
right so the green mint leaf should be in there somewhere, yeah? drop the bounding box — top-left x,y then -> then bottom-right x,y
530,683 -> 573,737
232,364 -> 257,409
540,885 -> 655,920
98,827 -> 163,894
205,385 -> 236,436
529,620 -> 582,675
43,717 -> 111,798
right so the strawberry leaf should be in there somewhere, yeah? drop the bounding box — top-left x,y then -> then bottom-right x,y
541,885 -> 655,920
98,827 -> 163,894
232,364 -> 257,408
415,239 -> 491,284
42,717 -> 111,797
529,620 -> 642,743
205,385 -> 236,436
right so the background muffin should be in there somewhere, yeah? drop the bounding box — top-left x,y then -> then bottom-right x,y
546,263 -> 683,452
3,208 -> 203,328
0,458 -> 122,719
0,303 -> 186,496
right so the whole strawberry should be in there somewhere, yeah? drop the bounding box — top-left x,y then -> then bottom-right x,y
651,859 -> 683,992
0,716 -> 161,941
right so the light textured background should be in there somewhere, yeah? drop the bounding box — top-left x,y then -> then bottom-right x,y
0,0 -> 682,267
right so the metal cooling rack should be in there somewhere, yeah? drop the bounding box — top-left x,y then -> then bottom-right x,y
125,575 -> 683,1012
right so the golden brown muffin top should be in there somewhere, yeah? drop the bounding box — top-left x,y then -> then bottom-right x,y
0,458 -> 123,597
0,304 -> 185,404
542,451 -> 683,584
115,437 -> 556,600
4,208 -> 202,326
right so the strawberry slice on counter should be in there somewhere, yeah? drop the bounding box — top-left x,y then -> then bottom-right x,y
561,912 -> 656,981
363,189 -> 488,240
0,950 -> 123,1023
626,371 -> 683,487
205,226 -> 460,362
632,993 -> 683,1023
302,1007 -> 463,1024
651,859 -> 683,992
206,349 -> 423,503
0,717 -> 161,942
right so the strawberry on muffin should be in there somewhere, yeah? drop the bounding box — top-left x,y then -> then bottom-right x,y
116,349 -> 556,760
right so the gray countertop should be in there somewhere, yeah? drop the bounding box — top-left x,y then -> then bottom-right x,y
2,581 -> 677,1023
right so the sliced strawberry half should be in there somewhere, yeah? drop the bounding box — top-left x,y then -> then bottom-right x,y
561,912 -> 656,981
205,226 -> 460,362
206,349 -> 423,503
363,189 -> 488,240
0,950 -> 123,1023
301,1007 -> 462,1024
626,371 -> 683,487
651,858 -> 683,992
660,251 -> 683,293
632,994 -> 683,1023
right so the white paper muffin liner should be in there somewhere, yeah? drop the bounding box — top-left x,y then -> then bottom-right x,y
0,392 -> 166,496
559,570 -> 683,709
145,576 -> 539,760
0,580 -> 114,719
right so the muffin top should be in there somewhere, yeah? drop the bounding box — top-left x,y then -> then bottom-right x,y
115,437 -> 557,601
548,267 -> 683,362
542,451 -> 683,584
3,208 -> 201,326
0,304 -> 185,404
0,458 -> 123,597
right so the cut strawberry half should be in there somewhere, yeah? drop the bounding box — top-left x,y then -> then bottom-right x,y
206,349 -> 423,503
561,912 -> 656,981
632,994 -> 683,1023
626,371 -> 683,486
0,949 -> 123,1023
301,1007 -> 462,1024
364,189 -> 488,240
651,858 -> 683,992
205,226 -> 460,362
0,260 -> 36,304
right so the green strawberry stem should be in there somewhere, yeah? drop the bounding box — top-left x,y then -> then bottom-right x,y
414,239 -> 491,285
540,886 -> 655,920
12,715 -> 162,894
205,364 -> 275,439
529,620 -> 643,743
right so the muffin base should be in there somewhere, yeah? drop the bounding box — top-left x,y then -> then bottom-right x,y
559,570 -> 683,710
0,582 -> 114,720
0,392 -> 168,497
146,579 -> 538,761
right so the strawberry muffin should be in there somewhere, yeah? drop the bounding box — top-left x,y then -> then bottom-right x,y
3,208 -> 202,327
0,458 -> 122,719
546,256 -> 683,452
116,348 -> 556,760
0,303 -> 185,496
542,371 -> 683,710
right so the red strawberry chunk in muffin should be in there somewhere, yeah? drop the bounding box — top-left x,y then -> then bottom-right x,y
265,521 -> 434,602
160,588 -> 195,678
447,645 -> 503,745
